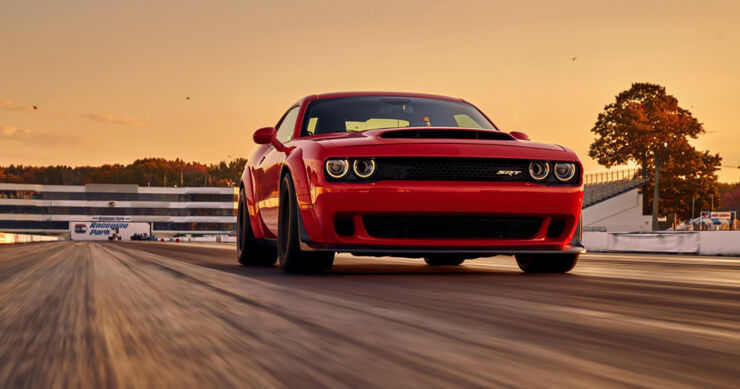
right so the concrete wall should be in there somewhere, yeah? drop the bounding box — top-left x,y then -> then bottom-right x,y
583,188 -> 650,232
583,231 -> 740,256
697,232 -> 740,256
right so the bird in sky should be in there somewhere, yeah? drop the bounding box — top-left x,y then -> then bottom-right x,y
186,96 -> 190,101
32,105 -> 38,110
572,57 -> 578,61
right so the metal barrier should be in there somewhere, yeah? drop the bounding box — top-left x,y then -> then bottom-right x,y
583,168 -> 648,208
584,168 -> 643,185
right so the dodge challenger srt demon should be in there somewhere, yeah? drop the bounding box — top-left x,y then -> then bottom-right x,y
238,92 -> 585,273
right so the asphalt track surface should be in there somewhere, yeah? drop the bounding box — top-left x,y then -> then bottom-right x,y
0,242 -> 738,388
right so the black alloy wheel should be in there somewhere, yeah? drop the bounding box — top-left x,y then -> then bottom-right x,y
277,174 -> 334,273
237,188 -> 277,266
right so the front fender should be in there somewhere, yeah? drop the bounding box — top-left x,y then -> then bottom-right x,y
284,149 -> 329,243
241,164 -> 269,239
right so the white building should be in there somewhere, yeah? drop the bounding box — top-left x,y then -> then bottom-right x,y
0,183 -> 237,239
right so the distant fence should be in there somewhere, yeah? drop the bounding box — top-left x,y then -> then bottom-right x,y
584,168 -> 643,185
0,233 -> 60,244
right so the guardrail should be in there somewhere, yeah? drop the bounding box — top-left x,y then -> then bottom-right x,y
584,168 -> 643,185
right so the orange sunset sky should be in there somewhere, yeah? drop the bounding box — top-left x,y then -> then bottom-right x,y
2,0 -> 739,182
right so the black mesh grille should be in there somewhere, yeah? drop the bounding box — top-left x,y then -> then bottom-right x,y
373,157 -> 531,182
363,216 -> 542,239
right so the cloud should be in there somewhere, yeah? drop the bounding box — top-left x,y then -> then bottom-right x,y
0,125 -> 77,146
81,113 -> 144,127
0,99 -> 38,113
0,125 -> 30,137
2,105 -> 36,113
0,98 -> 37,112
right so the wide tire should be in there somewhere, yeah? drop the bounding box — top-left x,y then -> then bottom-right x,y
277,174 -> 334,273
424,255 -> 465,266
237,188 -> 277,266
515,254 -> 579,273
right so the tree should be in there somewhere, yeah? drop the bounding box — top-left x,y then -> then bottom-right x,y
641,143 -> 721,221
589,82 -> 721,229
719,182 -> 740,211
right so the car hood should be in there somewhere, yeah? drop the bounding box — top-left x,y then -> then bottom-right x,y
311,127 -> 567,152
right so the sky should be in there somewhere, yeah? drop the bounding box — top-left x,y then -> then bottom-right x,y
1,0 -> 739,182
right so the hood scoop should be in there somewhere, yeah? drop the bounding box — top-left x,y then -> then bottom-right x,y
379,128 -> 515,141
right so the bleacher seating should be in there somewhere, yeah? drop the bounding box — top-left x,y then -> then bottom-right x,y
583,169 -> 649,208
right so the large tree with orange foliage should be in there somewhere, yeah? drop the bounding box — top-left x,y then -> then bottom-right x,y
589,83 -> 721,228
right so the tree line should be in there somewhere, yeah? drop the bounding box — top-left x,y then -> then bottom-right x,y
0,157 -> 248,187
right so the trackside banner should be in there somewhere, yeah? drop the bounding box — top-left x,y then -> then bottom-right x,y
70,221 -> 150,241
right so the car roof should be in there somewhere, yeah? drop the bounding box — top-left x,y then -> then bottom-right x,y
302,91 -> 466,104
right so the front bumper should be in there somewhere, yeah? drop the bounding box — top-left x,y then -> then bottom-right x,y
297,181 -> 584,255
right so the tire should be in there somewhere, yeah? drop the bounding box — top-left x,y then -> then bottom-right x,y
237,188 -> 277,266
515,253 -> 579,273
424,255 -> 466,266
277,173 -> 334,273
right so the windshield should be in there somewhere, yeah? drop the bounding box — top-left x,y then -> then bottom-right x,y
301,96 -> 496,136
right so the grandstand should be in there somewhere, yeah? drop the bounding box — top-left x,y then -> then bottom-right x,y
0,183 -> 236,239
582,168 -> 651,232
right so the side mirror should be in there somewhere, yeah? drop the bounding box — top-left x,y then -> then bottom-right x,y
253,127 -> 276,144
510,131 -> 530,141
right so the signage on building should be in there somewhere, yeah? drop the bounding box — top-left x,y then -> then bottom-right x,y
91,216 -> 131,222
701,211 -> 735,220
70,220 -> 150,241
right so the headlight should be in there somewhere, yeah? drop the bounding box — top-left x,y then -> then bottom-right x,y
553,162 -> 576,182
528,161 -> 549,181
353,158 -> 376,178
325,158 -> 350,179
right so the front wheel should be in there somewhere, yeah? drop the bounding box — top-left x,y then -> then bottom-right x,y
515,254 -> 579,273
237,188 -> 277,266
277,174 -> 334,273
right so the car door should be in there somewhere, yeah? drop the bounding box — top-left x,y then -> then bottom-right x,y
253,106 -> 300,236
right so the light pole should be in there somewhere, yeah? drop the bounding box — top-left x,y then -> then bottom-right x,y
652,150 -> 661,231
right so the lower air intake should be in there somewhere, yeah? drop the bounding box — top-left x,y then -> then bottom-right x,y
363,216 -> 542,239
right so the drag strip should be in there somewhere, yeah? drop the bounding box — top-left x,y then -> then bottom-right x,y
0,242 -> 738,388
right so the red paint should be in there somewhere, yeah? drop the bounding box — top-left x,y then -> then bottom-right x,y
509,131 -> 531,141
252,127 -> 276,144
241,92 -> 583,252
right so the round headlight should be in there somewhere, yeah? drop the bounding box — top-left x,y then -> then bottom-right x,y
554,162 -> 576,182
528,161 -> 549,181
353,158 -> 376,178
326,158 -> 349,179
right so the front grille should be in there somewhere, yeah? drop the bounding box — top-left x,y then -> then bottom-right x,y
373,157 -> 531,182
363,216 -> 542,239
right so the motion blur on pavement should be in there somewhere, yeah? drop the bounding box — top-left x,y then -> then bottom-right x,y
1,242 -> 738,388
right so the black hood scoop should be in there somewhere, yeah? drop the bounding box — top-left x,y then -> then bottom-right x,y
379,128 -> 515,141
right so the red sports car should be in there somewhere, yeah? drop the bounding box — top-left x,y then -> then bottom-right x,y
238,92 -> 584,273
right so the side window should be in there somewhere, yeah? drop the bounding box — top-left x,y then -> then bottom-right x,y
276,107 -> 300,143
